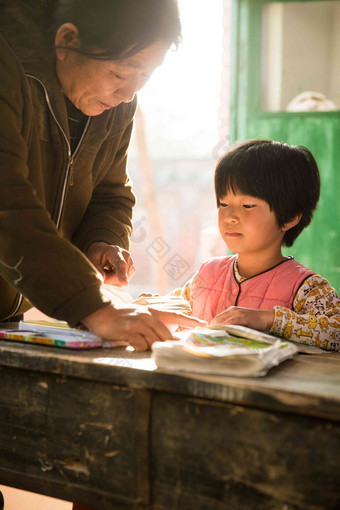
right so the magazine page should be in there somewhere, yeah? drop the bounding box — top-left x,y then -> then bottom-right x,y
215,324 -> 331,354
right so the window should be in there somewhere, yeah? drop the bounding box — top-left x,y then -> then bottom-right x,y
262,1 -> 340,112
127,0 -> 229,296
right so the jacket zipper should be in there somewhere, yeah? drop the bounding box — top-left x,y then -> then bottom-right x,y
69,157 -> 74,186
54,117 -> 89,226
26,74 -> 90,228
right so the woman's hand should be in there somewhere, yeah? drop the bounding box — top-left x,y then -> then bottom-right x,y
82,304 -> 207,351
86,242 -> 135,286
210,306 -> 275,331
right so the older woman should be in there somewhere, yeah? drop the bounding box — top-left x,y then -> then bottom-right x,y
0,0 -> 204,350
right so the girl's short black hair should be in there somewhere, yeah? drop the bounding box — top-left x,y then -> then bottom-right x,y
51,0 -> 181,60
214,139 -> 321,247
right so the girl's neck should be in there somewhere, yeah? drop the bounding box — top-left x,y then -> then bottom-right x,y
236,252 -> 286,279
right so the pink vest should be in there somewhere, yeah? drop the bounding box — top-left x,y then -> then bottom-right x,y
192,256 -> 314,323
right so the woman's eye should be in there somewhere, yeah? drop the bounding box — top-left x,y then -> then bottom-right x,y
110,71 -> 123,79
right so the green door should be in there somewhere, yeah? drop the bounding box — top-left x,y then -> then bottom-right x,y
230,0 -> 340,292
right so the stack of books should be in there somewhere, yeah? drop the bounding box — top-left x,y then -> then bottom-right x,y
152,325 -> 298,377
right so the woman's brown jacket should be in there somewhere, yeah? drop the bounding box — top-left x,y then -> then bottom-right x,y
0,3 -> 136,325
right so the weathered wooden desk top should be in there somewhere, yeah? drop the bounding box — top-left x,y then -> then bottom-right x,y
0,337 -> 339,509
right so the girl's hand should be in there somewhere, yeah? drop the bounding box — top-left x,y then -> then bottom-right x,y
210,306 -> 275,331
137,292 -> 159,298
86,242 -> 135,286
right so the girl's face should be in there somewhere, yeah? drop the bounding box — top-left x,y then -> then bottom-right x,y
56,38 -> 169,116
217,191 -> 285,260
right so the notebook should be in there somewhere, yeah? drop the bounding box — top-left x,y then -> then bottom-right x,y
0,320 -> 102,349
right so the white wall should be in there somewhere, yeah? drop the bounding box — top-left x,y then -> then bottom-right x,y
262,1 -> 340,111
329,2 -> 340,105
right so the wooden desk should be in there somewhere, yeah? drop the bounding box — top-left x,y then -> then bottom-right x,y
0,337 -> 339,510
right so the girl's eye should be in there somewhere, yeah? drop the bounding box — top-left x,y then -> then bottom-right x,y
218,202 -> 228,208
243,204 -> 255,209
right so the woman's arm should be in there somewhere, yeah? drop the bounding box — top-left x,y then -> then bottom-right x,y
72,103 -> 137,254
72,106 -> 137,285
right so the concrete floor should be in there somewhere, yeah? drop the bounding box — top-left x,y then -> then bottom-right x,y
0,486 -> 72,510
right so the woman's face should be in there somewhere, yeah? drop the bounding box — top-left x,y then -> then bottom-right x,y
55,26 -> 169,115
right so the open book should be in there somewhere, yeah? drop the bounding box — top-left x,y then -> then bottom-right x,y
101,284 -> 192,313
152,325 -> 298,377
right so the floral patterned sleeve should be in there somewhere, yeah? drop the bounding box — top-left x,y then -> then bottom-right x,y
169,271 -> 198,313
270,275 -> 340,351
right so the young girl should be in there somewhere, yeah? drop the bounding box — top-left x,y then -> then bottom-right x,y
175,139 -> 340,351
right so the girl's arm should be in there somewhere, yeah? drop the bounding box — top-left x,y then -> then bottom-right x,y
270,275 -> 340,351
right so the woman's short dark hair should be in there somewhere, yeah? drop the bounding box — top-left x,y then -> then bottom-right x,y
214,139 -> 321,247
51,0 -> 181,60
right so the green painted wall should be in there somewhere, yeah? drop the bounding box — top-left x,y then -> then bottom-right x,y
230,0 -> 340,292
